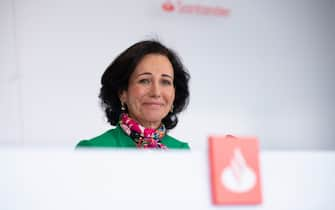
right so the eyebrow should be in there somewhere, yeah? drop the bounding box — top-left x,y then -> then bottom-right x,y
162,74 -> 173,79
136,72 -> 173,79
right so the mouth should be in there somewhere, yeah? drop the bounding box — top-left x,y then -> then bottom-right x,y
143,102 -> 164,108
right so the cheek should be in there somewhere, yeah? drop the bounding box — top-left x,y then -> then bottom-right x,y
127,86 -> 146,101
167,90 -> 175,104
171,92 -> 175,101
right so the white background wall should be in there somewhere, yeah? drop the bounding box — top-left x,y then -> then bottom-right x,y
0,0 -> 22,146
1,0 -> 334,149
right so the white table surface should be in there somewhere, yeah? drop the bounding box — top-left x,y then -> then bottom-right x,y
1,148 -> 334,210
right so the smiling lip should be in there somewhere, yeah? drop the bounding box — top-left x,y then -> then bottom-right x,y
143,102 -> 163,107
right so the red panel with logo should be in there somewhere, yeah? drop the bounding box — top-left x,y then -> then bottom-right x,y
208,135 -> 262,205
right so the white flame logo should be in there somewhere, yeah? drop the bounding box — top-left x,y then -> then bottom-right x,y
221,148 -> 256,193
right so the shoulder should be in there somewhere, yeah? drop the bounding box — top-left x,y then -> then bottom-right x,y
76,128 -> 120,148
162,135 -> 190,149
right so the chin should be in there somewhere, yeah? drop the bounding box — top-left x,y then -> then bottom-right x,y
143,117 -> 163,123
142,113 -> 166,123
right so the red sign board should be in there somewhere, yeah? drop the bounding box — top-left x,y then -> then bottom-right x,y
209,135 -> 262,205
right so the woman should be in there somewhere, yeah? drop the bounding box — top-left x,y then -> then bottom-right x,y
76,40 -> 190,149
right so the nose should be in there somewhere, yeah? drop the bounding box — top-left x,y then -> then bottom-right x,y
150,80 -> 161,98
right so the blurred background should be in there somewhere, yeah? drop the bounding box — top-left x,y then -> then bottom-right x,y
1,0 -> 334,150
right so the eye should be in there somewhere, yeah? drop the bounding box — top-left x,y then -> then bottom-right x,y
161,79 -> 172,86
138,78 -> 150,84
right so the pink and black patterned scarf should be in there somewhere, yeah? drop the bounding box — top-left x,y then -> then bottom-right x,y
119,113 -> 168,149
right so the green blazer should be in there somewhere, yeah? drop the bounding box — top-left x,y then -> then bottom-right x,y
76,125 -> 190,149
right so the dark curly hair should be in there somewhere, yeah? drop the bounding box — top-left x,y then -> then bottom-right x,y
99,40 -> 190,129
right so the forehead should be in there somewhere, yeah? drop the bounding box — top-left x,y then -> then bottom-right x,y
132,54 -> 174,76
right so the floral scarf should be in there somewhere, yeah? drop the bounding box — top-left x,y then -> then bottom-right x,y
119,113 -> 168,149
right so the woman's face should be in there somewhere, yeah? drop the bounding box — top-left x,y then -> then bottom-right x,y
120,54 -> 175,129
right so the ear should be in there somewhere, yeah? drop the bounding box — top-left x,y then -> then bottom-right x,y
118,89 -> 127,104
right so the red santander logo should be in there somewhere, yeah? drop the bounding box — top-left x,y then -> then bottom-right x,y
162,1 -> 175,12
161,0 -> 230,17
